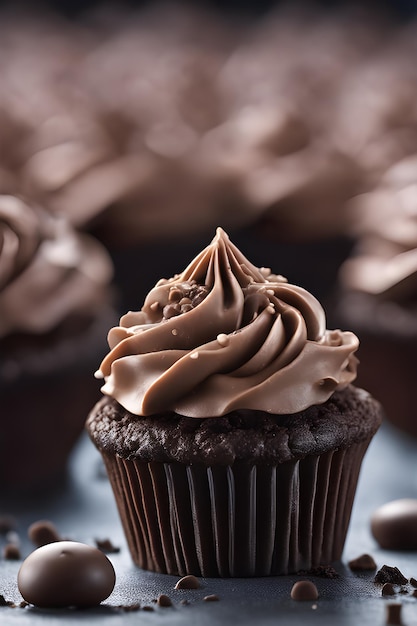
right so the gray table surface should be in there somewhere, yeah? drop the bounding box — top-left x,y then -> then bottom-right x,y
1,417 -> 416,626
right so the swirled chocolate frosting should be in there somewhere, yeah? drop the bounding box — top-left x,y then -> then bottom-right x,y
0,196 -> 42,290
98,228 -> 358,417
0,195 -> 113,338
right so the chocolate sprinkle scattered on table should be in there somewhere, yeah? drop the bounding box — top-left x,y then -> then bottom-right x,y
0,515 -> 16,534
157,594 -> 172,607
3,543 -> 21,560
375,565 -> 408,585
95,538 -> 120,553
382,583 -> 396,596
290,580 -> 319,601
27,520 -> 61,547
348,554 -> 377,571
175,575 -> 201,590
385,602 -> 402,625
298,565 -> 339,579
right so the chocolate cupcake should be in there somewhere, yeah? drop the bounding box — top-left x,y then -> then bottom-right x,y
0,196 -> 116,491
86,228 -> 382,577
333,155 -> 417,439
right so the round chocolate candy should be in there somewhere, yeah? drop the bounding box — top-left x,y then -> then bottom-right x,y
290,580 -> 319,601
17,541 -> 116,608
371,499 -> 417,550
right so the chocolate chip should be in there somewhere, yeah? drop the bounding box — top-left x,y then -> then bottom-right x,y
175,575 -> 201,590
27,520 -> 61,547
157,594 -> 172,607
410,577 -> 417,588
142,605 -> 154,612
382,583 -> 396,596
290,581 -> 319,601
348,554 -> 377,571
385,602 -> 402,625
3,543 -> 21,560
203,594 -> 219,602
375,566 -> 408,585
95,538 -> 120,554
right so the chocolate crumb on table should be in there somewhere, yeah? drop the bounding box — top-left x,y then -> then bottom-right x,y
27,520 -> 61,547
0,515 -> 16,534
375,565 -> 408,585
2,543 -> 21,560
174,575 -> 201,590
157,594 -> 173,607
385,602 -> 402,625
95,538 -> 120,553
290,581 -> 319,601
382,583 -> 396,596
348,554 -> 377,571
297,565 -> 339,579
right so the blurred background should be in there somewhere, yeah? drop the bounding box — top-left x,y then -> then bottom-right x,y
2,0 -> 417,490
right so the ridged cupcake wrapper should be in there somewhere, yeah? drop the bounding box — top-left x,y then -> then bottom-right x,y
102,440 -> 370,577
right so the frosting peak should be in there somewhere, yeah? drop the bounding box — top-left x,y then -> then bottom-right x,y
99,228 -> 358,417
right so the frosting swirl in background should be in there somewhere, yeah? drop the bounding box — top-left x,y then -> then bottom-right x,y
98,228 -> 358,417
0,195 -> 113,338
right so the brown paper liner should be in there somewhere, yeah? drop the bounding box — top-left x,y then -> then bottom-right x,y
102,440 -> 370,577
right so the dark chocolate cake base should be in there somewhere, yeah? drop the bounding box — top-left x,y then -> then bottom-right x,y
86,385 -> 382,576
0,307 -> 116,492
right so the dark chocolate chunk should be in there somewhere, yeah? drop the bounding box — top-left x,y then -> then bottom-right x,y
175,575 -> 200,589
371,499 -> 417,550
410,577 -> 417,588
385,602 -> 402,625
17,541 -> 115,608
203,594 -> 219,602
348,554 -> 377,571
375,566 -> 408,585
27,520 -> 61,547
290,580 -> 319,601
382,583 -> 396,596
0,595 -> 8,606
157,594 -> 172,607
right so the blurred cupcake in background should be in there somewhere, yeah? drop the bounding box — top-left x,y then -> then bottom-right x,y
332,154 -> 417,439
0,196 -> 116,491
